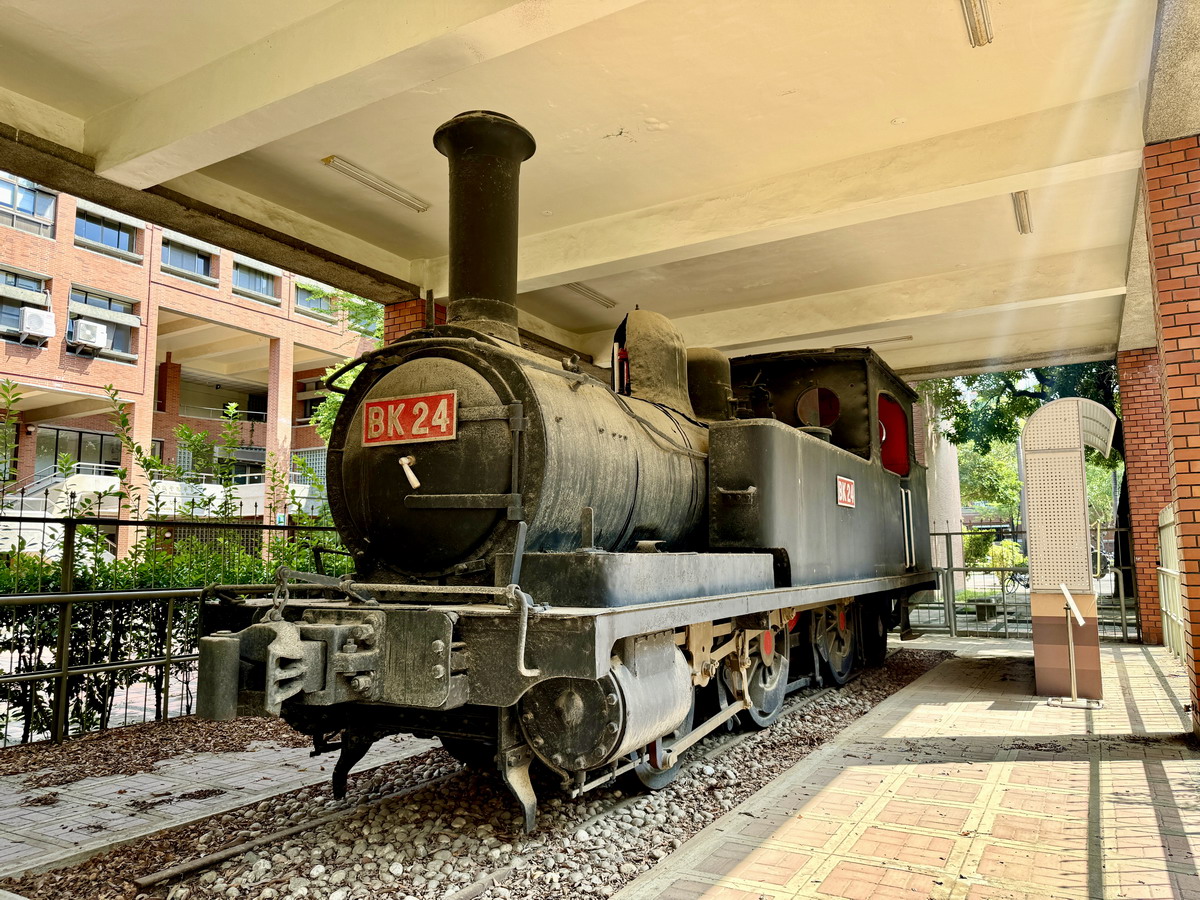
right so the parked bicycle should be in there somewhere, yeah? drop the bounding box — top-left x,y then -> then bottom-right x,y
1003,567 -> 1029,593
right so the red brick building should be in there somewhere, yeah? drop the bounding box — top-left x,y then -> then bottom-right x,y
0,172 -> 378,516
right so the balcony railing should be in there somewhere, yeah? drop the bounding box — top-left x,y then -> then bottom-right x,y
178,405 -> 267,423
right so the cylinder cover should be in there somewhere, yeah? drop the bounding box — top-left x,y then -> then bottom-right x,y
518,632 -> 691,771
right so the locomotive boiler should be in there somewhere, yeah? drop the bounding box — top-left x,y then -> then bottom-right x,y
197,110 -> 937,829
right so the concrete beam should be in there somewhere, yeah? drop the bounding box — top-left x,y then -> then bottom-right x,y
163,334 -> 264,361
0,125 -> 420,305
576,247 -> 1125,356
415,90 -> 1145,298
89,0 -> 649,188
24,397 -> 113,424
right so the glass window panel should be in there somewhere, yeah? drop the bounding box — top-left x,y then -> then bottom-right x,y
0,302 -> 20,329
101,221 -> 119,247
0,181 -> 12,209
35,429 -> 57,475
109,324 -> 132,353
100,435 -> 122,468
80,434 -> 101,465
33,192 -> 53,219
15,187 -> 34,215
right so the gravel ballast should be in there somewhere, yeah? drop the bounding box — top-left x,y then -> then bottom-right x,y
3,648 -> 950,900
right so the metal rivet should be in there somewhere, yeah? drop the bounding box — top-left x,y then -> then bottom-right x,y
431,639 -> 446,653
532,736 -> 544,746
605,722 -> 618,735
431,664 -> 446,679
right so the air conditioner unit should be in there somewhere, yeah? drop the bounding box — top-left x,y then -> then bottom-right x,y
18,307 -> 55,345
70,318 -> 108,351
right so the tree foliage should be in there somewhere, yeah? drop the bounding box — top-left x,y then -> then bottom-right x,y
920,361 -> 1121,466
295,283 -> 384,443
958,441 -> 1021,522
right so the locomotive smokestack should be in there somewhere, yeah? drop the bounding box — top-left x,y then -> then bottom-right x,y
434,110 -> 536,344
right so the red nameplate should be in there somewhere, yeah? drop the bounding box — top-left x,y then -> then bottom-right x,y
362,391 -> 457,445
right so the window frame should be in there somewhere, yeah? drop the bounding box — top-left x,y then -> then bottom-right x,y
160,239 -> 218,287
74,209 -> 142,263
0,171 -> 56,239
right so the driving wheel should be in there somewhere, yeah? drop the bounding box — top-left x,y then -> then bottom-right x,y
813,605 -> 856,685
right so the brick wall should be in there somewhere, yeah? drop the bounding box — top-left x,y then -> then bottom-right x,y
1117,347 -> 1171,644
1144,134 -> 1200,723
383,299 -> 446,343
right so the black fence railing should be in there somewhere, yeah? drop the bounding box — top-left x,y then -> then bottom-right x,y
0,515 -> 348,747
916,528 -> 1138,642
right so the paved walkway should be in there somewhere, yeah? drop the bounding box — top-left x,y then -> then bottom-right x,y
617,638 -> 1199,900
0,733 -> 435,879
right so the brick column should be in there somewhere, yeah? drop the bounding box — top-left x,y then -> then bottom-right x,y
382,299 -> 447,344
1117,348 -> 1171,644
264,338 -> 295,524
1145,134 -> 1200,729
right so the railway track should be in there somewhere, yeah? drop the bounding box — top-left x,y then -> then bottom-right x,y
136,661 -> 874,895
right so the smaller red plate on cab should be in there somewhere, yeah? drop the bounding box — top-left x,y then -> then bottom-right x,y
362,391 -> 457,445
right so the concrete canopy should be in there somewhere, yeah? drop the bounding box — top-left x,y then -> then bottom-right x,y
0,0 -> 1168,376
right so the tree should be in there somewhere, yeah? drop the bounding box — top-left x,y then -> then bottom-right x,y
958,441 -> 1021,522
921,360 -> 1121,465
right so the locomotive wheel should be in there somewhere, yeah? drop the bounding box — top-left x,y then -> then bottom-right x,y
813,605 -> 856,685
439,736 -> 498,771
722,630 -> 788,729
623,693 -> 696,791
859,598 -> 890,669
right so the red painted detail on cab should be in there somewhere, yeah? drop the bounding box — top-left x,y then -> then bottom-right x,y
363,391 -> 458,446
836,475 -> 856,508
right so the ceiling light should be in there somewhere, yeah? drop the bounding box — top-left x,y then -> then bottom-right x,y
959,0 -> 992,47
1011,190 -> 1033,234
834,335 -> 913,349
565,282 -> 616,309
321,155 -> 430,213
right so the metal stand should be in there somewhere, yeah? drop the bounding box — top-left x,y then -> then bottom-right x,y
1046,584 -> 1103,710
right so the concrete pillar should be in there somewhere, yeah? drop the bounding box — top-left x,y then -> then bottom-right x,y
264,337 -> 294,524
1116,348 -> 1171,644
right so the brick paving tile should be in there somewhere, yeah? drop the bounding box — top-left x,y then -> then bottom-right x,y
777,790 -> 866,820
732,811 -> 843,849
652,878 -> 783,900
986,812 -> 1089,851
894,776 -> 982,804
961,885 -> 1077,900
1005,763 -> 1091,790
875,798 -> 970,832
848,825 -> 957,867
972,845 -> 1088,891
995,788 -> 1090,817
694,841 -> 809,887
815,859 -> 949,900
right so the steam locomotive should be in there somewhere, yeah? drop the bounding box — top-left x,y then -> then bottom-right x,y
197,111 -> 936,830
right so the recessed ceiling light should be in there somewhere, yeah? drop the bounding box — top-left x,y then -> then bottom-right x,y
565,282 -> 616,309
321,155 -> 430,213
959,0 -> 993,47
1011,190 -> 1033,235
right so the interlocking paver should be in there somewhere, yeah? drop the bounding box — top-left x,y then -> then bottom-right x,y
0,733 -> 434,878
616,638 -> 1200,900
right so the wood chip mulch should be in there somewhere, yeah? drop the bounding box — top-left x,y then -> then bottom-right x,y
0,716 -> 311,788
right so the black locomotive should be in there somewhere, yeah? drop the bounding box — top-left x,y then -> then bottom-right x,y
198,111 -> 936,829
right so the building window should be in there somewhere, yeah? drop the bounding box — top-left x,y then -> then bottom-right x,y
0,171 -> 56,238
233,263 -> 275,300
3,270 -> 43,292
0,269 -> 49,345
66,317 -> 134,355
67,289 -> 136,359
161,240 -> 212,279
70,288 -> 133,316
296,286 -> 332,316
75,210 -> 137,255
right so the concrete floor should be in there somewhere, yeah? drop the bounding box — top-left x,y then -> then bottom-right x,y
616,637 -> 1198,900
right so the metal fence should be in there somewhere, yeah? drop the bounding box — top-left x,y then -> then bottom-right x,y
0,515 -> 348,746
912,529 -> 1138,642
